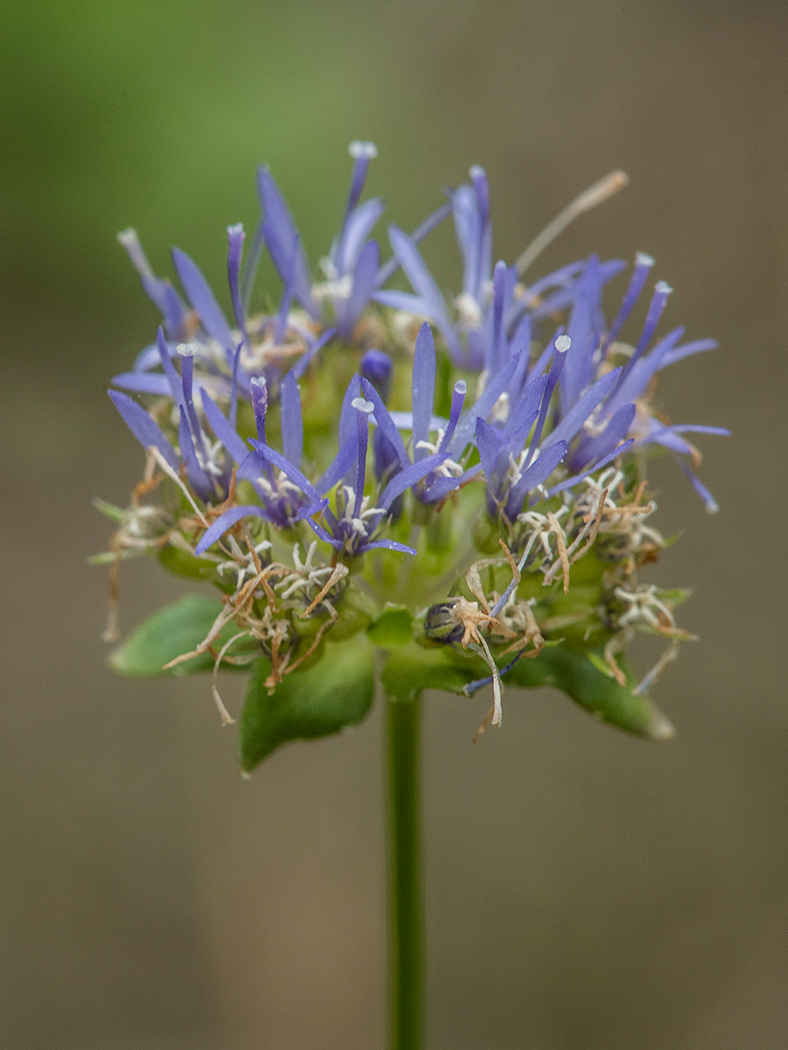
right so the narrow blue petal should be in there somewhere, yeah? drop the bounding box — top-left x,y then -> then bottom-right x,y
571,403 -> 636,472
111,372 -> 172,396
670,425 -> 730,436
200,388 -> 248,464
502,374 -> 547,446
549,368 -> 621,447
257,165 -> 317,317
360,538 -> 417,556
292,327 -> 336,380
338,375 -> 363,452
547,440 -> 635,497
336,197 -> 384,276
195,505 -> 274,555
475,417 -> 502,482
372,289 -> 432,314
178,348 -> 208,460
178,408 -> 214,502
658,338 -> 718,369
280,371 -> 304,467
108,390 -> 179,471
376,202 -> 452,286
438,380 -> 467,452
449,353 -> 519,457
673,454 -> 719,512
604,327 -> 684,415
226,223 -> 248,339
315,434 -> 358,496
359,377 -> 410,470
379,453 -> 447,509
388,225 -> 463,361
171,248 -> 234,352
505,440 -> 567,515
487,261 -> 507,376
247,439 -> 321,502
342,142 -> 377,231
156,327 -> 184,408
240,220 -> 266,315
412,323 -> 437,457
250,376 -> 268,441
337,238 -> 380,339
601,252 -> 655,353
306,517 -> 343,549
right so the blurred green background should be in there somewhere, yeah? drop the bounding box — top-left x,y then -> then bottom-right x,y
1,1 -> 786,1048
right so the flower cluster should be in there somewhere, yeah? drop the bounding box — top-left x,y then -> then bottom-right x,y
98,143 -> 726,762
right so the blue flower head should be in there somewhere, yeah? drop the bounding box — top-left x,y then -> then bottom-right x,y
100,147 -> 726,744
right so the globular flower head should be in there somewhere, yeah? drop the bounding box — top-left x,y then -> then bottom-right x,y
101,146 -> 726,756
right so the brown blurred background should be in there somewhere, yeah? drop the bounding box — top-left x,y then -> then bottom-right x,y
1,1 -> 786,1047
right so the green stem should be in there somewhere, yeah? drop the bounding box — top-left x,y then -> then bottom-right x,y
386,689 -> 424,1050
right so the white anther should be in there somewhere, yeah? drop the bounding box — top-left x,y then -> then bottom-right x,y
351,397 -> 375,414
349,141 -> 378,159
555,335 -> 571,353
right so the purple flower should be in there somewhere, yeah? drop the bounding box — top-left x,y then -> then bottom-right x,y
376,165 -> 625,370
554,254 -> 729,509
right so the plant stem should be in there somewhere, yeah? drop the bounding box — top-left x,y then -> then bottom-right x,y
386,689 -> 424,1050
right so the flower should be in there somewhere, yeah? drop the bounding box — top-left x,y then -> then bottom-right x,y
100,145 -> 725,751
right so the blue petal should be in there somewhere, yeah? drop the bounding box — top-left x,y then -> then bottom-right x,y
200,388 -> 249,464
246,439 -> 322,503
379,453 -> 447,509
111,372 -> 172,396
108,390 -> 179,471
280,371 -> 304,467
195,505 -> 273,555
411,323 -> 437,457
359,377 -> 410,470
171,248 -> 234,353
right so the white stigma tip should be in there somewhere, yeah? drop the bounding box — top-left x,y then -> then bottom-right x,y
251,376 -> 266,390
351,397 -> 375,414
455,380 -> 467,395
349,141 -> 378,159
177,342 -> 197,358
555,335 -> 572,353
655,281 -> 673,295
636,252 -> 655,267
117,228 -> 138,245
469,164 -> 486,180
227,222 -> 244,237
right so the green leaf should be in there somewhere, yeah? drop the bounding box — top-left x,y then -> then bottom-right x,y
505,644 -> 674,740
109,594 -> 244,677
367,606 -> 414,645
240,634 -> 375,770
381,640 -> 674,741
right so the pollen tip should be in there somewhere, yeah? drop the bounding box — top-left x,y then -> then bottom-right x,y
349,141 -> 378,159
455,379 -> 467,395
177,342 -> 198,358
469,164 -> 486,180
655,280 -> 673,295
636,252 -> 655,267
227,222 -> 245,238
250,376 -> 267,390
117,228 -> 138,245
555,335 -> 572,354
